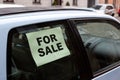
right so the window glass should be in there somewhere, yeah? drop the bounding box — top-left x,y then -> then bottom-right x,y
75,20 -> 120,73
33,0 -> 41,4
92,5 -> 102,10
52,0 -> 62,5
8,21 -> 79,80
3,0 -> 14,2
73,0 -> 77,6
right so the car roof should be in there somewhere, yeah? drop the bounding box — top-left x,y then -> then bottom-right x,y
0,7 -> 117,20
0,7 -> 95,16
0,7 -> 118,26
0,7 -> 118,27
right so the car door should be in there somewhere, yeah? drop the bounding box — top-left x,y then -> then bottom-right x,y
72,18 -> 120,80
7,20 -> 92,80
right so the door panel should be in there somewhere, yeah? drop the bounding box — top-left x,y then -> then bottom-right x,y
93,66 -> 120,80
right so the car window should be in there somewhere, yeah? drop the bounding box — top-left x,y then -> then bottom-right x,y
7,21 -> 79,80
75,20 -> 120,74
106,6 -> 113,10
92,5 -> 102,10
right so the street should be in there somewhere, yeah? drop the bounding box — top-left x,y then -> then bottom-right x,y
116,17 -> 120,21
115,14 -> 120,21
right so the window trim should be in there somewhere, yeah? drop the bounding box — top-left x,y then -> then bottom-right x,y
67,19 -> 93,79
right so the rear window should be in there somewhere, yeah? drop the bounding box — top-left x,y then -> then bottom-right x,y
7,21 -> 79,80
92,5 -> 102,10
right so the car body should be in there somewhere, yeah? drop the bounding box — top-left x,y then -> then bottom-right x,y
0,7 -> 120,80
92,4 -> 115,16
60,6 -> 96,12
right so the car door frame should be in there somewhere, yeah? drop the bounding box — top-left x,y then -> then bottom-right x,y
67,19 -> 93,79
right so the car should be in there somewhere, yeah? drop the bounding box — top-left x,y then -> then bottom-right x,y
0,7 -> 120,80
92,4 -> 115,16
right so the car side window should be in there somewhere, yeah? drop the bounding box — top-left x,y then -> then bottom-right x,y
7,21 -> 79,80
75,20 -> 120,74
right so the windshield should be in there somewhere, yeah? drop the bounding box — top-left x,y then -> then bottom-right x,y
92,5 -> 102,10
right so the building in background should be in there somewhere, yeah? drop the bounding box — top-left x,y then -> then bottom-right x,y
0,0 -> 119,11
0,0 -> 88,8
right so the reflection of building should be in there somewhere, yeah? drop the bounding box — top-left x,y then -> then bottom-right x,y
0,0 -> 89,8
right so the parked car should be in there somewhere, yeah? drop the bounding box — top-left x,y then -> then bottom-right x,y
92,4 -> 115,16
0,7 -> 120,80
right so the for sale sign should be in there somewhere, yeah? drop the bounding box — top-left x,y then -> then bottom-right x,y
26,27 -> 70,67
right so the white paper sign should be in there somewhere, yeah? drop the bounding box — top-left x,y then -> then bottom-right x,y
26,27 -> 70,67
